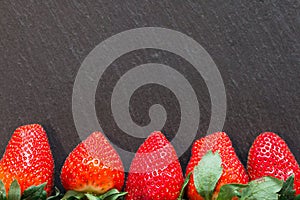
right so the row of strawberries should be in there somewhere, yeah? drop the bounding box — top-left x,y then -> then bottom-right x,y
0,124 -> 299,200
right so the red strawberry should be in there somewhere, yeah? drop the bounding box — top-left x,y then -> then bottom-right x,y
186,132 -> 249,200
0,124 -> 54,196
125,131 -> 184,200
247,132 -> 300,194
60,131 -> 124,194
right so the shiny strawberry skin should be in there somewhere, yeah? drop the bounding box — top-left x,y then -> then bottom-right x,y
125,131 -> 184,200
186,132 -> 249,200
60,131 -> 124,194
247,132 -> 300,194
0,124 -> 54,195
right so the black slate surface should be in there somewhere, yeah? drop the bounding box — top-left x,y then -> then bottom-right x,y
0,0 -> 299,192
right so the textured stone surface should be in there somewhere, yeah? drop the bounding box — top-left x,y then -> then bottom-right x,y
0,0 -> 299,191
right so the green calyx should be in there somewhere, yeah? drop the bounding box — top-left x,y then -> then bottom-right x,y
194,150 -> 223,200
178,151 -> 300,200
278,175 -> 300,200
0,180 -> 60,200
61,189 -> 127,200
177,172 -> 191,200
216,175 -> 300,200
177,150 -> 223,200
217,176 -> 283,200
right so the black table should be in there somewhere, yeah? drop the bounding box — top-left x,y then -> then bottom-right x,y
0,1 -> 299,192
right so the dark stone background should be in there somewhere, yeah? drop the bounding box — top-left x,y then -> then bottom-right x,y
0,0 -> 299,192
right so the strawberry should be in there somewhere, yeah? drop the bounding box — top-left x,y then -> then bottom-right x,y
186,132 -> 249,200
247,132 -> 300,195
0,124 -> 54,196
125,131 -> 184,200
60,131 -> 124,195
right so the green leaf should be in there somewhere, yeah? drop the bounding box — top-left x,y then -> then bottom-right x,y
0,180 -> 6,200
99,189 -> 120,199
84,194 -> 100,200
61,189 -> 127,200
21,182 -> 47,200
103,192 -> 127,200
60,190 -> 85,200
8,180 -> 21,200
177,172 -> 191,200
240,176 -> 283,200
193,150 -> 223,200
98,189 -> 127,200
46,187 -> 60,200
295,194 -> 300,200
278,175 -> 296,200
216,183 -> 247,200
